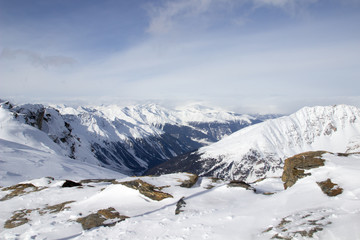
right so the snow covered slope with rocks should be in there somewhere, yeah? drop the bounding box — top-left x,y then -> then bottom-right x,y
1,152 -> 359,239
148,105 -> 360,181
0,100 -> 269,176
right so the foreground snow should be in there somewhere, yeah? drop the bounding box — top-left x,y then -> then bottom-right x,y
1,153 -> 359,239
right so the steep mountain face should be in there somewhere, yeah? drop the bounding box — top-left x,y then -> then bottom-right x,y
147,105 -> 360,181
0,100 -> 269,176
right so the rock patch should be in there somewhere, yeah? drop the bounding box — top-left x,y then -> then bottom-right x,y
179,173 -> 199,188
317,179 -> 343,197
39,201 -> 75,215
262,208 -> 333,239
76,207 -> 128,230
4,209 -> 32,229
227,180 -> 255,192
120,179 -> 173,201
175,197 -> 186,215
282,151 -> 327,189
1,183 -> 46,201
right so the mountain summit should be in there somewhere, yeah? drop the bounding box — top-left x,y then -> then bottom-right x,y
147,105 -> 360,181
0,100 -> 270,179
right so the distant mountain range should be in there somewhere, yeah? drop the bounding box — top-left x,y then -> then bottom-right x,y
147,105 -> 360,181
0,100 -> 275,179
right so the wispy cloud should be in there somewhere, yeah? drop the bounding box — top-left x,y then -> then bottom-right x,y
146,0 -> 235,34
0,48 -> 76,69
145,0 -> 319,34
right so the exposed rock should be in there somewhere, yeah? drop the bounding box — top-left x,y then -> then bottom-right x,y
80,179 -> 117,184
262,208 -> 333,239
1,183 -> 45,201
76,207 -> 128,230
4,209 -> 32,229
62,180 -> 82,188
282,151 -> 327,189
175,197 -> 186,215
317,179 -> 343,197
179,173 -> 199,188
120,179 -> 173,201
227,180 -> 255,192
39,201 -> 75,215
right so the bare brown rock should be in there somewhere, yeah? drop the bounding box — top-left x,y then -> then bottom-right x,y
1,183 -> 46,201
76,207 -> 128,230
282,151 -> 327,189
317,179 -> 343,197
179,173 -> 199,188
4,209 -> 32,229
39,201 -> 75,215
120,179 -> 173,201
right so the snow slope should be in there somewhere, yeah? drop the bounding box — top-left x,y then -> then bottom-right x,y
150,105 -> 360,181
0,107 -> 125,187
0,153 -> 359,239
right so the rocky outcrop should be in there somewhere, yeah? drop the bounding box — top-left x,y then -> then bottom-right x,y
1,183 -> 46,201
76,207 -> 128,230
317,179 -> 343,197
119,179 -> 173,201
282,151 -> 327,189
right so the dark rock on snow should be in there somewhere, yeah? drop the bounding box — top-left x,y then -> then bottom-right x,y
62,180 -> 82,188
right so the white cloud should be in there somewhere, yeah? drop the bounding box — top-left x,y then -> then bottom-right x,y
145,0 -> 233,34
145,0 -> 319,34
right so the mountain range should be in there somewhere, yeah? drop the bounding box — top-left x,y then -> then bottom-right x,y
1,100 -> 360,239
147,105 -> 360,181
0,100 -> 275,182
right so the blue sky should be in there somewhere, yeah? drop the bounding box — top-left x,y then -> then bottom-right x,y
0,0 -> 359,113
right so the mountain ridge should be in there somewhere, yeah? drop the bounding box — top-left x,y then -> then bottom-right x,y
0,99 -> 271,177
147,104 -> 360,181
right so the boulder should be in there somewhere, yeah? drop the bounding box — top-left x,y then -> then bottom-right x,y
62,180 -> 82,188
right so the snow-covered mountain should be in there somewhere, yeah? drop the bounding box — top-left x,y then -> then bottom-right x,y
147,105 -> 360,181
0,105 -> 124,187
0,100 -> 270,177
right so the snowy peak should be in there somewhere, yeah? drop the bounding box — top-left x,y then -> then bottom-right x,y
203,104 -> 360,157
1,99 -> 271,176
149,105 -> 360,181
